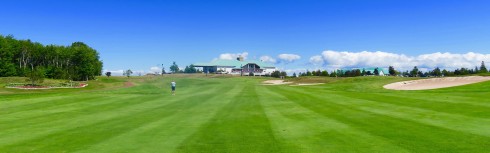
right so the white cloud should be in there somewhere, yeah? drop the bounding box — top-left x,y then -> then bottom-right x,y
309,55 -> 324,65
260,55 -> 277,63
313,50 -> 490,71
149,66 -> 161,74
133,70 -> 146,76
219,52 -> 249,60
278,54 -> 301,62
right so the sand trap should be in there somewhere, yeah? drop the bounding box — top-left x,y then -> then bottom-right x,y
262,80 -> 292,85
290,83 -> 325,86
384,76 -> 490,90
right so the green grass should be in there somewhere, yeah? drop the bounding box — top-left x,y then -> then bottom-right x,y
1,75 -> 489,152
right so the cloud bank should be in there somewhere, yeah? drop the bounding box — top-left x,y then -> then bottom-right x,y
312,50 -> 490,70
149,66 -> 161,74
219,52 -> 249,60
278,54 -> 301,62
260,55 -> 277,63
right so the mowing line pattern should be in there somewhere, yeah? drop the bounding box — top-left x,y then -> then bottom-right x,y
1,77 -> 489,153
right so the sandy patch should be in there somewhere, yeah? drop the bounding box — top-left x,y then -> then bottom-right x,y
290,83 -> 325,86
384,76 -> 490,90
262,80 -> 292,85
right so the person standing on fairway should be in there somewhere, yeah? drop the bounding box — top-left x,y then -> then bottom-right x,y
171,80 -> 176,95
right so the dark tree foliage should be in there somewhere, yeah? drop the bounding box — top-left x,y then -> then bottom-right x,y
374,68 -> 379,76
354,69 -> 361,76
431,67 -> 441,77
280,71 -> 287,77
271,71 -> 287,78
442,69 -> 449,76
184,64 -> 198,73
0,35 -> 102,80
105,72 -> 111,77
388,66 -> 396,76
480,61 -> 488,73
366,71 -> 373,75
26,66 -> 45,85
321,70 -> 329,76
124,69 -> 133,78
170,61 -> 179,73
271,71 -> 281,78
410,66 -> 419,77
329,71 -> 337,77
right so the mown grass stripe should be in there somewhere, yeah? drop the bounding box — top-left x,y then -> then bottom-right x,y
270,86 -> 490,152
0,95 -> 140,131
76,80 -> 243,153
295,85 -> 490,137
299,89 -> 490,138
0,78 -> 237,152
175,83 -> 283,153
257,85 -> 411,153
344,92 -> 490,118
0,94 -> 163,147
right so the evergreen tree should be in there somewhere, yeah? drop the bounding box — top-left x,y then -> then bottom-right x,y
480,61 -> 488,73
374,68 -> 379,76
306,70 -> 312,76
184,66 -> 190,73
170,61 -> 179,73
442,69 -> 448,76
388,66 -> 396,76
355,69 -> 361,76
433,67 -> 441,77
280,71 -> 287,77
321,70 -> 329,76
271,70 -> 281,78
411,66 -> 419,77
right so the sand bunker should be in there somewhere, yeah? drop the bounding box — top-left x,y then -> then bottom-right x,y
262,80 -> 292,85
384,76 -> 490,90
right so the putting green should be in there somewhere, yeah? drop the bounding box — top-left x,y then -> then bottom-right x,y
1,76 -> 489,152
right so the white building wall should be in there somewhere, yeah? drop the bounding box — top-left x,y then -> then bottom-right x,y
225,68 -> 233,74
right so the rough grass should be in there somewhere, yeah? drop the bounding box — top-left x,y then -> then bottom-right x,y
0,75 -> 489,152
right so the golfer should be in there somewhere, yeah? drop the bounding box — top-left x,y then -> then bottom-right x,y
171,80 -> 176,95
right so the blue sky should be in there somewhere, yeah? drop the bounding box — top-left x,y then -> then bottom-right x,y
1,0 -> 490,74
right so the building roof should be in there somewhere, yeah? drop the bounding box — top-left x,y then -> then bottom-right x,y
194,59 -> 275,68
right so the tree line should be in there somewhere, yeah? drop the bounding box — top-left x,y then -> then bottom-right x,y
297,61 -> 488,78
0,35 -> 103,81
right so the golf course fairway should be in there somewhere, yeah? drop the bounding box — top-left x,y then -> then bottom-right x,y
1,76 -> 489,152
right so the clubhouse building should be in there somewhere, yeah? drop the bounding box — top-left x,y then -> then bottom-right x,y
194,56 -> 276,76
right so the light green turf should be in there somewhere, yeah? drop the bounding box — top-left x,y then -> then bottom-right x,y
1,76 -> 489,152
